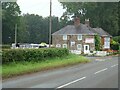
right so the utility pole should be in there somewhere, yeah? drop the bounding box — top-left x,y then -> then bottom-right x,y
49,0 -> 52,48
15,24 -> 17,45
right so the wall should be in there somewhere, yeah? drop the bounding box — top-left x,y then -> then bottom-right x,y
52,34 -> 95,53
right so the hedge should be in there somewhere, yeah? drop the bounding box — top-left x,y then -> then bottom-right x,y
2,48 -> 69,64
2,45 -> 11,49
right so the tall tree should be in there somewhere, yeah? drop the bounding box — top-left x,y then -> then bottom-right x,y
20,14 -> 59,44
2,2 -> 21,44
60,2 -> 119,36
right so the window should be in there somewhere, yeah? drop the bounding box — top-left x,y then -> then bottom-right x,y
56,44 -> 61,48
77,35 -> 82,40
77,44 -> 82,50
104,37 -> 110,42
63,44 -> 67,48
104,37 -> 110,48
71,41 -> 75,47
63,35 -> 67,40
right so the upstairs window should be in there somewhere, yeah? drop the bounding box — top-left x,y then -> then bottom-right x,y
63,35 -> 67,40
77,35 -> 82,40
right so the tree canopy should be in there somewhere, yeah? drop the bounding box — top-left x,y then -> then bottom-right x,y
60,2 -> 119,36
2,2 -> 21,44
2,2 -> 119,44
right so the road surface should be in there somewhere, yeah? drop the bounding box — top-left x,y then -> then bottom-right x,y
2,56 -> 118,89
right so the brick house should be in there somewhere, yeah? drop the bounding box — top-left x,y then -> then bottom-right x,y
52,18 -> 112,54
92,28 -> 112,50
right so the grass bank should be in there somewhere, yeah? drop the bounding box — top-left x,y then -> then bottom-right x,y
2,54 -> 90,79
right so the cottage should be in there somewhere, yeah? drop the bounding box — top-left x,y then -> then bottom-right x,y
92,28 -> 112,50
52,17 -> 112,54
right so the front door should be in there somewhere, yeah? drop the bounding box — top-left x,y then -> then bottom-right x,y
84,45 -> 90,54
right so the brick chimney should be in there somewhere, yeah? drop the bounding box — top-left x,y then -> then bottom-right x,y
85,19 -> 90,27
74,17 -> 80,27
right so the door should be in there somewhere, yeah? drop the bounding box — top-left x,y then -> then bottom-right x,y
84,45 -> 90,54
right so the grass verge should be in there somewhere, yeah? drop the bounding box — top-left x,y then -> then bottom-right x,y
2,54 -> 90,79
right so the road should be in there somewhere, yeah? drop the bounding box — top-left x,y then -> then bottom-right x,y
2,56 -> 118,89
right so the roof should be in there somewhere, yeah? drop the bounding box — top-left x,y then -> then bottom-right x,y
92,28 -> 112,37
52,24 -> 95,35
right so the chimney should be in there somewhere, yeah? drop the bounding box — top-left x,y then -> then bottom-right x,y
74,17 -> 80,27
85,19 -> 90,27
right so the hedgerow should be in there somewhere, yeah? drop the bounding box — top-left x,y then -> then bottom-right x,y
2,48 -> 69,64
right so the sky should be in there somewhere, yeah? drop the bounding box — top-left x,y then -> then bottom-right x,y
17,0 -> 66,18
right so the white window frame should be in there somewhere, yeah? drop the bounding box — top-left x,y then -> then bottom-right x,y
71,41 -> 75,47
63,44 -> 67,48
77,34 -> 82,40
104,37 -> 110,49
56,44 -> 61,48
63,35 -> 67,40
77,44 -> 82,50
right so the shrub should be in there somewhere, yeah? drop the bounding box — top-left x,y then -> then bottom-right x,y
2,48 -> 69,64
95,34 -> 102,51
2,45 -> 11,49
110,39 -> 119,50
113,36 -> 120,44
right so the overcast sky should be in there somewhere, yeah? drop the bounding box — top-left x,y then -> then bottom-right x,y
17,0 -> 65,18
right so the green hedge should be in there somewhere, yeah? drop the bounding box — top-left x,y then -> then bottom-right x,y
2,48 -> 69,64
2,45 -> 11,49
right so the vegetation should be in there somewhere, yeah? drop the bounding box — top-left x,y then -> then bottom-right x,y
110,39 -> 119,50
2,48 -> 69,64
2,54 -> 89,79
113,36 -> 120,44
60,2 -> 119,36
2,2 -> 120,44
2,2 -> 21,44
95,34 -> 102,51
2,44 -> 11,49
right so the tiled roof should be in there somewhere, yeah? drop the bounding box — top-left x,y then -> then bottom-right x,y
52,24 -> 95,35
52,24 -> 112,37
92,28 -> 112,37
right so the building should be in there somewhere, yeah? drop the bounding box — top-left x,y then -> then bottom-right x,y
92,28 -> 112,50
52,18 -> 112,54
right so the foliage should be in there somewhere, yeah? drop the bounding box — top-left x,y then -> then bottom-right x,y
2,44 -> 11,49
2,48 -> 69,64
60,2 -> 119,36
94,34 -> 101,51
113,36 -> 120,44
2,54 -> 89,78
2,2 -> 21,44
110,39 -> 119,50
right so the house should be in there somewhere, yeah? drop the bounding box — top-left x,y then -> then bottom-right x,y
52,17 -> 112,54
91,28 -> 112,50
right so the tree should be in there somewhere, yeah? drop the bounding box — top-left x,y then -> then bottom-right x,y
60,2 -> 119,36
20,14 -> 59,44
17,16 -> 29,43
2,2 -> 21,44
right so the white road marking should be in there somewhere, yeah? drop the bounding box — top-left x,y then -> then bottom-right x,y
111,64 -> 118,67
56,77 -> 86,89
94,68 -> 108,74
95,58 -> 111,62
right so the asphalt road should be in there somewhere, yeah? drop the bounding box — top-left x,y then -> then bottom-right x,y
2,56 -> 118,89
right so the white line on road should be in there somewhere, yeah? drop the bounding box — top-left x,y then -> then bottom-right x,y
111,64 -> 118,67
56,76 -> 86,89
94,68 -> 108,74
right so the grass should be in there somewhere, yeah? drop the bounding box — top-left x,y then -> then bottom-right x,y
2,54 -> 90,79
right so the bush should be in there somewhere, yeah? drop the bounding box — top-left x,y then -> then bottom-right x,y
110,39 -> 119,50
2,45 -> 11,49
113,36 -> 120,44
2,48 -> 69,64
